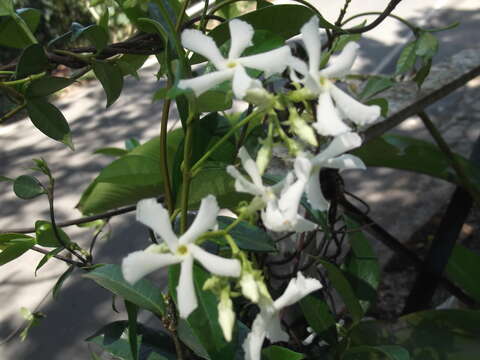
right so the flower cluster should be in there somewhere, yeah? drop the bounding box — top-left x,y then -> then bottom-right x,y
121,15 -> 382,360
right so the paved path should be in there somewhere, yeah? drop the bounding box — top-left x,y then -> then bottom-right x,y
0,0 -> 478,358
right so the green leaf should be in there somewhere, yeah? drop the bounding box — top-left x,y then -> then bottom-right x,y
92,60 -> 124,107
125,300 -> 139,360
35,220 -> 70,248
416,31 -> 438,58
344,217 -> 380,313
217,216 -> 276,252
99,6 -> 109,33
0,233 -> 34,249
96,155 -> 161,186
35,247 -> 64,276
52,264 -> 75,299
26,76 -> 75,98
197,90 -> 233,113
84,264 -> 166,316
344,345 -> 410,360
13,175 -> 45,199
0,237 -> 36,266
26,98 -> 73,149
414,58 -> 432,87
0,175 -> 13,182
395,41 -> 417,75
365,98 -> 389,117
0,0 -> 13,16
125,138 -> 141,151
299,295 -> 337,345
352,134 -> 480,191
16,43 -> 48,79
349,309 -> 480,360
446,245 -> 480,303
169,265 -> 234,360
360,76 -> 394,100
117,54 -> 149,79
93,147 -> 129,157
332,33 -> 361,53
72,23 -> 108,53
262,345 -> 305,360
318,259 -> 364,322
0,8 -> 41,48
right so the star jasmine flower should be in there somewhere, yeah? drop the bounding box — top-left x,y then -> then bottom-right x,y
178,19 -> 291,99
304,132 -> 366,211
227,147 -> 317,232
289,16 -> 381,136
122,195 -> 241,319
243,272 -> 322,360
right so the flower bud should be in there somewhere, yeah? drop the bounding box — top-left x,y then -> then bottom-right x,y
240,272 -> 259,303
218,289 -> 235,342
288,107 -> 318,147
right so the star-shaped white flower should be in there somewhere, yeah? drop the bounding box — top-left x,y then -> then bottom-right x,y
179,19 -> 291,99
304,132 -> 366,211
289,16 -> 381,136
243,272 -> 322,360
227,147 -> 317,233
122,195 -> 241,319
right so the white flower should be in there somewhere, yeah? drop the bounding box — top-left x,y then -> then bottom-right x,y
243,272 -> 322,360
289,16 -> 381,136
304,132 -> 366,211
122,195 -> 241,319
179,19 -> 291,99
227,147 -> 317,233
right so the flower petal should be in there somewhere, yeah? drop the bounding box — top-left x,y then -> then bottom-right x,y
313,132 -> 362,165
243,312 -> 267,360
261,201 -> 289,232
190,244 -> 241,277
179,195 -> 219,245
226,165 -> 264,196
289,56 -> 309,82
136,198 -> 178,252
181,29 -> 225,69
122,251 -> 180,284
264,311 -> 289,343
313,91 -> 351,136
306,168 -> 329,211
325,154 -> 366,170
178,69 -> 234,97
320,42 -> 359,78
228,19 -> 254,59
278,177 -> 305,222
273,272 -> 322,310
239,46 -> 291,76
238,147 -> 264,189
232,65 -> 262,99
177,255 -> 197,318
292,215 -> 318,232
329,84 -> 381,126
301,16 -> 322,74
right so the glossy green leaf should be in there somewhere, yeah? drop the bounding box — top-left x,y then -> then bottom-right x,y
416,31 -> 438,58
299,295 -> 337,345
0,175 -> 13,182
446,245 -> 480,303
118,54 -> 149,79
93,147 -> 128,157
0,8 -> 41,48
344,217 -> 380,312
414,58 -> 432,87
262,346 -> 305,360
52,264 -> 75,299
349,309 -> 480,360
26,98 -> 73,149
344,345 -> 410,360
125,138 -> 141,151
125,301 -> 139,360
169,265 -> 234,360
318,259 -> 364,322
0,237 -> 35,266
92,60 -> 124,107
218,216 -> 275,252
0,0 -> 13,15
84,264 -> 166,316
71,23 -> 108,52
332,33 -> 361,53
96,155 -> 161,186
35,247 -> 63,276
26,76 -> 75,98
13,175 -> 45,199
86,321 -> 175,360
395,41 -> 417,75
197,90 -> 233,113
0,233 -> 34,249
98,6 -> 109,33
352,134 -> 480,191
16,43 -> 48,79
360,76 -> 394,100
35,220 -> 70,248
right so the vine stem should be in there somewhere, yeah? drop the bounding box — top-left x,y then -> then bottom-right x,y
180,110 -> 196,234
159,94 -> 174,213
190,109 -> 265,175
1,72 -> 46,86
0,103 -> 26,124
31,245 -> 83,267
341,11 -> 417,32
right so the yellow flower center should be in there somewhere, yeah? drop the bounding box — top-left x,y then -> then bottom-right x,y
177,245 -> 188,256
226,61 -> 238,68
